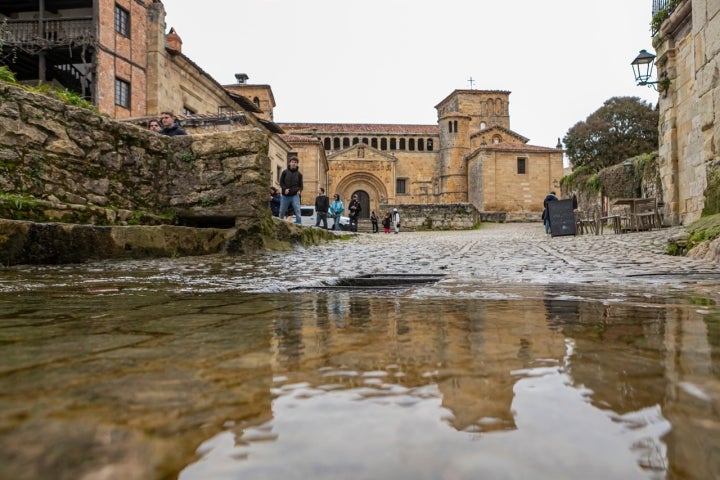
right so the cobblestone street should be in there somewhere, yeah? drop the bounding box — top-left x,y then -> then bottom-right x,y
260,223 -> 720,298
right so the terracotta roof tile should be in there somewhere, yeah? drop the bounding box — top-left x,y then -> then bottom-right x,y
278,123 -> 438,135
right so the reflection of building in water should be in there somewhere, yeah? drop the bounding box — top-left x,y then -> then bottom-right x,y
269,291 -> 567,433
557,292 -> 720,478
438,291 -> 566,432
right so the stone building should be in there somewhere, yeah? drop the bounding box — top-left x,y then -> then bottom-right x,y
278,90 -> 564,219
2,0 -> 563,222
651,0 -> 720,224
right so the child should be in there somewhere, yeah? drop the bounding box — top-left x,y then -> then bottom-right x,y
382,212 -> 391,233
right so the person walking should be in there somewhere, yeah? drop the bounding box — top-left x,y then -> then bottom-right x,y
278,155 -> 303,224
370,211 -> 379,233
348,195 -> 362,232
268,186 -> 281,217
159,111 -> 187,136
392,207 -> 401,234
329,194 -> 344,231
382,212 -> 391,233
542,191 -> 558,235
315,187 -> 330,229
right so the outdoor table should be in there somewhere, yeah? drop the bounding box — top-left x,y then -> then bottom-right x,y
611,198 -> 658,231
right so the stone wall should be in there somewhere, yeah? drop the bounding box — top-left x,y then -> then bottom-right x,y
0,82 -> 268,226
654,0 -> 720,225
379,203 -> 480,230
0,82 -> 335,264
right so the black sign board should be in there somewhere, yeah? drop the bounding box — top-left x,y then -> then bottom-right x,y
548,199 -> 576,237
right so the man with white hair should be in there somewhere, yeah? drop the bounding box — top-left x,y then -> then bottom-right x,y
392,207 -> 401,234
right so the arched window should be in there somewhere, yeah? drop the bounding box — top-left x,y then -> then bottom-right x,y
333,138 -> 340,150
418,139 -> 425,151
253,97 -> 260,108
371,138 -> 378,148
390,138 -> 397,150
453,120 -> 458,132
493,135 -> 502,144
381,138 -> 387,150
408,138 -> 415,151
448,121 -> 453,133
324,137 -> 331,150
352,137 -> 359,145
399,138 -> 406,150
343,138 -> 350,148
427,139 -> 433,151
362,138 -> 369,145
480,121 -> 486,130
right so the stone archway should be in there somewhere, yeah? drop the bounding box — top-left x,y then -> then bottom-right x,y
351,190 -> 371,219
336,172 -> 388,219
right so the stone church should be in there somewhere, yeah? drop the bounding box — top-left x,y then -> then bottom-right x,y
273,89 -> 564,221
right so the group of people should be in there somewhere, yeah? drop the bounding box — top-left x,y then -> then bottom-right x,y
148,111 -> 187,136
267,154 -> 401,233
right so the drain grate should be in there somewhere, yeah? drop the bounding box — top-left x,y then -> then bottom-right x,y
291,273 -> 445,292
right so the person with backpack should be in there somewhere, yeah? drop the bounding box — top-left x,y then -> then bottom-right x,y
381,212 -> 392,233
370,211 -> 379,233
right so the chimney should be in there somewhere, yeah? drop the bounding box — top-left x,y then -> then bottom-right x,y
166,27 -> 182,54
235,73 -> 249,84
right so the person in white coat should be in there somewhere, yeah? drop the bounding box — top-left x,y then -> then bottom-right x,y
392,207 -> 400,234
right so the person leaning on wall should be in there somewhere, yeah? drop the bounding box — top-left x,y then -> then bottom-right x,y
148,119 -> 162,133
159,111 -> 187,136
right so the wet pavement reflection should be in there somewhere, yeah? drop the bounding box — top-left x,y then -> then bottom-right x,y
1,279 -> 719,479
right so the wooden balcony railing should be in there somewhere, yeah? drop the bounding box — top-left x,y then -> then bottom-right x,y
1,17 -> 94,47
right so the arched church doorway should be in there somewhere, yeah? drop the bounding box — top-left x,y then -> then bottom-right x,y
352,190 -> 370,219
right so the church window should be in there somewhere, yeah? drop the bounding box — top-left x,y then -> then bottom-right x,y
343,138 -> 350,148
454,120 -> 458,132
517,158 -> 527,174
114,78 -> 130,108
362,138 -> 369,145
324,138 -> 331,150
371,138 -> 378,148
115,4 -> 130,37
333,138 -> 340,150
418,139 -> 425,151
390,138 -> 397,150
381,138 -> 387,150
399,138 -> 406,150
408,138 -> 415,151
480,121 -> 486,130
493,135 -> 502,144
427,139 -> 433,151
352,137 -> 359,145
253,97 -> 260,108
448,121 -> 453,133
396,179 -> 407,194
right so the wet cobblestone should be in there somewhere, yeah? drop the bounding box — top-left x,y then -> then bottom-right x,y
260,223 -> 720,296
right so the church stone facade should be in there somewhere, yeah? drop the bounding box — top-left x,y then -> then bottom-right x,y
277,90 -> 564,220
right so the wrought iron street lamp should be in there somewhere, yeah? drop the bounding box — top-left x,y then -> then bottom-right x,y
631,49 -> 659,89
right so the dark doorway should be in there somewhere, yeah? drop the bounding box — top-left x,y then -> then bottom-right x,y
352,190 -> 370,219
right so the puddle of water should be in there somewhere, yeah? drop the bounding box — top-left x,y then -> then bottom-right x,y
0,285 -> 719,480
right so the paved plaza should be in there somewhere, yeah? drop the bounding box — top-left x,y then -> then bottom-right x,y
265,222 -> 720,297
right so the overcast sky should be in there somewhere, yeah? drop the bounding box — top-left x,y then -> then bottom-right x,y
165,0 -> 659,149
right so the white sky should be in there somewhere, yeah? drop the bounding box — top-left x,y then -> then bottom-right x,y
165,0 -> 659,149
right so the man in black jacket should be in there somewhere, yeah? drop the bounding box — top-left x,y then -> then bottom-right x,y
278,155 -> 303,224
315,187 -> 330,229
347,194 -> 362,232
159,111 -> 187,136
